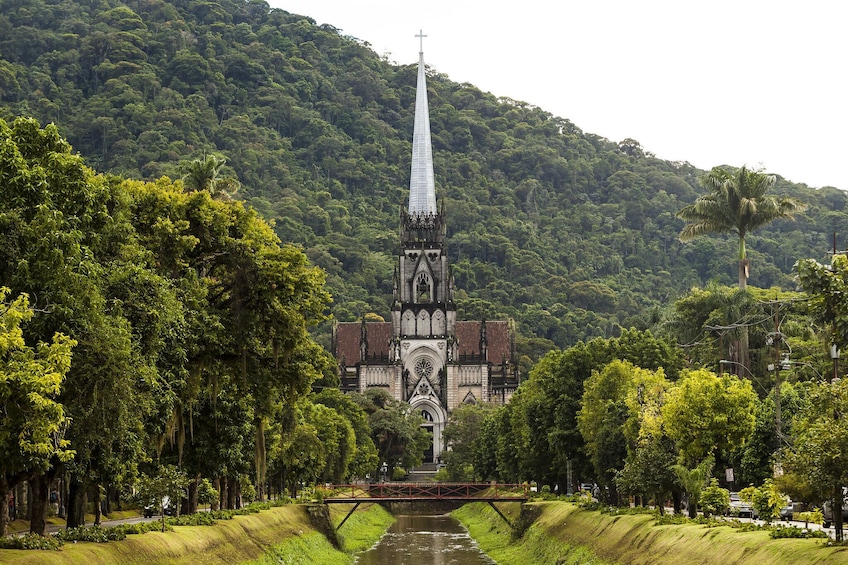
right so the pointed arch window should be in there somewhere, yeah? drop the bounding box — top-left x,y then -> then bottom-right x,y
416,272 -> 432,303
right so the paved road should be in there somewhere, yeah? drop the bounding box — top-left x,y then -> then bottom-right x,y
723,514 -> 838,537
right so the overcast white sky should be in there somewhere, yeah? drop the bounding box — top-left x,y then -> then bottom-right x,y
269,1 -> 846,191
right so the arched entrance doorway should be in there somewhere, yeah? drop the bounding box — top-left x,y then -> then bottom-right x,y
411,398 -> 446,464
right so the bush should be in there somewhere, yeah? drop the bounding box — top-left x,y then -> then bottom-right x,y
796,508 -> 824,526
751,480 -> 786,523
392,467 -> 407,481
166,512 -> 217,526
432,467 -> 450,481
54,525 -> 127,543
655,513 -> 692,526
770,525 -> 828,539
197,478 -> 219,510
0,533 -> 64,550
114,521 -> 170,535
239,476 -> 257,504
700,479 -> 730,517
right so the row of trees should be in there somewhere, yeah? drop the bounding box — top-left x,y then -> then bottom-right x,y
438,251 -> 848,538
0,117 -> 434,536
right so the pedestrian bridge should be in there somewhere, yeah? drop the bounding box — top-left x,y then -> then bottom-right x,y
322,482 -> 529,529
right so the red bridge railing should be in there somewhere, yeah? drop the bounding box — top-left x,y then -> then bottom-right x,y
321,482 -> 529,501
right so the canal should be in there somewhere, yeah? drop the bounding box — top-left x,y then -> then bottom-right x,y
356,513 -> 495,564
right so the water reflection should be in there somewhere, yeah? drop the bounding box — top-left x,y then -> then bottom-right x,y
356,514 -> 494,565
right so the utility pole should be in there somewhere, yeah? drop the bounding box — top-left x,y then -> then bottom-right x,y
772,306 -> 782,452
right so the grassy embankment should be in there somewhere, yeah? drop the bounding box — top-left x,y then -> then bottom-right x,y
1,503 -> 393,565
455,501 -> 848,565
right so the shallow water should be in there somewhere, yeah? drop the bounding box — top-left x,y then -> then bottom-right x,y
355,513 -> 495,564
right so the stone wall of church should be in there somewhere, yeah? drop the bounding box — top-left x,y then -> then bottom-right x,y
360,365 -> 400,397
445,364 -> 488,409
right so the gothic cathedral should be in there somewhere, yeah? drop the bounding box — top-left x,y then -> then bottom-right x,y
332,37 -> 520,465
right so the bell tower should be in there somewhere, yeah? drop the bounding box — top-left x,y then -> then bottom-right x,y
332,32 -> 519,468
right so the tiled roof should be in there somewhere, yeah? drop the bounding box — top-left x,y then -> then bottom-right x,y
334,320 -> 513,365
455,321 -> 512,363
335,322 -> 392,365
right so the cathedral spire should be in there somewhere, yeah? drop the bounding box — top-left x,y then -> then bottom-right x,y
408,30 -> 437,216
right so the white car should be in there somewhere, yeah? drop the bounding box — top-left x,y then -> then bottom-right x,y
728,492 -> 757,518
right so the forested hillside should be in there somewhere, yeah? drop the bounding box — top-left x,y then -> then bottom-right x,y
2,0 -> 846,356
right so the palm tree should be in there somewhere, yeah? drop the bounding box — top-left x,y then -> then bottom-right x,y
678,166 -> 805,374
678,166 -> 806,290
180,153 -> 240,200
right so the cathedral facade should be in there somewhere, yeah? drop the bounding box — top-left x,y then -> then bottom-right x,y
332,39 -> 519,464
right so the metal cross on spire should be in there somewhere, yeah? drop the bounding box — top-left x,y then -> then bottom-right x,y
415,29 -> 427,53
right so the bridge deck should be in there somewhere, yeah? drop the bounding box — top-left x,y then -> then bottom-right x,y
325,496 -> 524,503
322,482 -> 529,503
323,483 -> 527,530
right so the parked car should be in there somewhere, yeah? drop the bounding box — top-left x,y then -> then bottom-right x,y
822,502 -> 848,528
780,502 -> 805,521
143,496 -> 177,518
728,492 -> 757,518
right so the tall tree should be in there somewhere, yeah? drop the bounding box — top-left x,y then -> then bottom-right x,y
678,166 -> 806,291
0,289 -> 75,536
0,117 -> 150,530
179,154 -> 240,201
677,166 -> 805,372
355,389 -> 429,477
662,368 -> 756,467
797,254 -> 848,368
441,403 -> 496,480
783,378 -> 848,541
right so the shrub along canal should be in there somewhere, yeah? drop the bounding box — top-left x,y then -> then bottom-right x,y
355,514 -> 494,564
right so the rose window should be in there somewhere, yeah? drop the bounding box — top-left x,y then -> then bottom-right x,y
414,357 -> 434,380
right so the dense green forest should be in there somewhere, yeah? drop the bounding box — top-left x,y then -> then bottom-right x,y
2,0 -> 847,362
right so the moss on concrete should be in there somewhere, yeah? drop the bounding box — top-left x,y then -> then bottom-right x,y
455,501 -> 848,565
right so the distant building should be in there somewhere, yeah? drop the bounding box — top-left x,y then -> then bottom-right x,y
332,36 -> 519,464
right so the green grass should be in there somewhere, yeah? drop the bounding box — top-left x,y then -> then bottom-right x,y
330,503 -> 395,554
247,531 -> 351,565
0,502 -> 395,565
455,501 -> 848,565
247,503 -> 394,565
454,503 -> 612,565
0,504 -> 320,564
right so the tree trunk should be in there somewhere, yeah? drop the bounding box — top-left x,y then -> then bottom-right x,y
736,256 -> 751,377
0,472 -> 9,537
672,490 -> 682,514
218,477 -> 227,511
105,485 -> 114,515
227,476 -> 239,509
24,481 -> 31,520
28,474 -> 49,536
212,477 -> 220,511
66,477 -> 87,528
186,475 -> 198,515
93,483 -> 103,526
255,417 -> 266,502
835,483 -> 844,542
